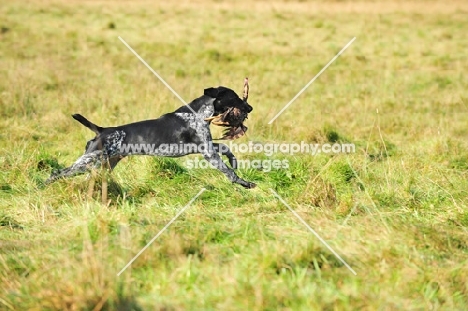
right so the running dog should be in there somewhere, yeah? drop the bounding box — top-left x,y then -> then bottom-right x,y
46,79 -> 255,202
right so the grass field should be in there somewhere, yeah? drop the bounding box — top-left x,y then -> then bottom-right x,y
1,0 -> 468,309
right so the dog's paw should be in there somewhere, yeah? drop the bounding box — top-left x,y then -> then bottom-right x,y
243,181 -> 256,189
235,178 -> 256,189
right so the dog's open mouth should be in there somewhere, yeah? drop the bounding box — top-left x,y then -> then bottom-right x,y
205,107 -> 248,140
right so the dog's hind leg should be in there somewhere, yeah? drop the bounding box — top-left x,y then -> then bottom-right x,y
109,156 -> 124,170
45,150 -> 104,184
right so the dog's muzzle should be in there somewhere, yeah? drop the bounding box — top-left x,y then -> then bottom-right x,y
205,107 -> 250,140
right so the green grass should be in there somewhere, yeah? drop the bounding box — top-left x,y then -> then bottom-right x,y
1,0 -> 468,309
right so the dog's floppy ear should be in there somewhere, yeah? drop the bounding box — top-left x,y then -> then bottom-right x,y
204,86 -> 231,99
204,87 -> 223,98
204,87 -> 218,98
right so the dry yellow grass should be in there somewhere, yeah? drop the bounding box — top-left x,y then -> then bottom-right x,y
1,0 -> 468,310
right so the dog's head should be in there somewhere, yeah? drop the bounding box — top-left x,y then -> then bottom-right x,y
204,78 -> 253,140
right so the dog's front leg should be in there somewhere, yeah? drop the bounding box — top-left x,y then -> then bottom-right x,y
213,143 -> 237,169
201,143 -> 255,189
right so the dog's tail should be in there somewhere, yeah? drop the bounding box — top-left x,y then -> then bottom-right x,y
72,114 -> 103,135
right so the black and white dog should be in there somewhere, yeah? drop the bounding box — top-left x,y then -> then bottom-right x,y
46,82 -> 256,191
